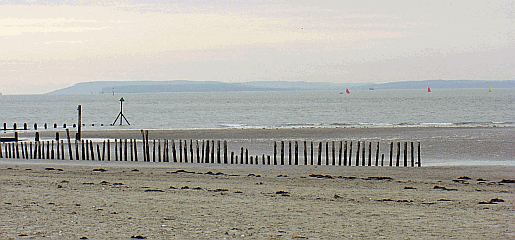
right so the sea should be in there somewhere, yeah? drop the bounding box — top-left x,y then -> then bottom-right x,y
0,89 -> 513,130
0,88 -> 514,166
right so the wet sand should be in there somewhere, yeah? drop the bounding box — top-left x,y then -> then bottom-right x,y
12,126 -> 515,165
1,160 -> 514,239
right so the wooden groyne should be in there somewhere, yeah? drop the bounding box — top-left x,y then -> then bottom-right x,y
0,130 -> 422,167
2,122 -> 110,131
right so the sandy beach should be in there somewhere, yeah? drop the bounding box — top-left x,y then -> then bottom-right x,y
0,161 -> 513,239
1,127 -> 514,239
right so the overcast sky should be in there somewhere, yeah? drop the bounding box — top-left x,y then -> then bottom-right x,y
1,0 -> 513,94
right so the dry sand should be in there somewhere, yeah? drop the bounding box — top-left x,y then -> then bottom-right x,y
1,160 -> 513,239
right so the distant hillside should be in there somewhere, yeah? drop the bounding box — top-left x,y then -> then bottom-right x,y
47,80 -> 513,94
360,80 -> 514,90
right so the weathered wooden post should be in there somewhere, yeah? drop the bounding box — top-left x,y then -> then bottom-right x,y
61,140 -> 65,160
303,141 -> 307,165
145,131 -> 150,162
190,140 -> 194,163
273,141 -> 277,165
250,156 -> 253,165
280,141 -> 284,165
362,141 -> 366,166
85,140 -> 90,160
90,140 -> 95,161
157,139 -> 161,162
245,148 -> 249,164
77,105 -> 82,141
34,123 -> 37,130
325,141 -> 329,165
66,128 -> 73,160
375,142 -> 380,166
178,140 -> 183,163
240,147 -> 244,165
172,140 -> 177,162
35,132 -> 40,142
140,130 -> 146,162
356,141 -> 360,166
223,140 -> 227,164
231,151 -> 234,164
267,155 -> 271,165
130,139 -> 133,161
368,142 -> 372,166
204,140 -> 209,163
197,140 -> 201,163
102,140 -> 106,161
417,142 -> 421,167
16,142 -> 20,159
50,141 -> 54,159
107,140 -> 111,161
153,139 -> 156,162
338,141 -> 342,166
317,142 -> 322,165
217,140 -> 221,164
348,141 -> 353,166
114,139 -> 118,161
210,140 -> 215,163
343,141 -> 348,166
381,154 -> 385,166
294,141 -> 298,165
96,144 -> 101,161
134,140 -> 138,162
288,141 -> 292,165
24,123 -> 27,130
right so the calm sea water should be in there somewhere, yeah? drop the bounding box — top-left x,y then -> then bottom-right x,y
0,89 -> 513,130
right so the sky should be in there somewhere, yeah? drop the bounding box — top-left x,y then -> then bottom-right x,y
0,0 -> 513,94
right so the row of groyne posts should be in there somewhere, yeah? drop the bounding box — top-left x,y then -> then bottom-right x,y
0,129 -> 421,167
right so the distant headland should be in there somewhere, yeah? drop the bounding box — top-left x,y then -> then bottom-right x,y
47,80 -> 514,94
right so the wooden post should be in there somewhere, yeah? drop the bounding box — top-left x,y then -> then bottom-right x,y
24,123 -> 27,130
129,139 -> 133,161
267,155 -> 271,165
153,139 -> 156,162
332,141 -> 336,165
245,148 -> 249,164
86,140 -> 90,160
338,141 -> 342,166
83,140 -> 87,160
389,142 -> 393,167
38,141 -> 42,159
250,156 -> 253,165
158,139 -> 161,162
356,141 -> 360,166
368,142 -> 372,166
217,140 -> 221,164
303,141 -> 307,165
317,142 -> 322,165
375,142 -> 380,166
381,154 -> 385,166
310,141 -> 314,165
35,132 -> 40,142
178,140 -> 183,163
235,155 -> 238,164
77,105 -> 82,140
223,140 -> 227,164
90,140 -> 95,161
20,142 -> 24,159
294,141 -> 298,165
417,142 -> 421,167
210,140 -> 215,163
66,128 -> 73,160
106,140 -> 110,161
96,144 -> 101,161
240,147 -> 244,165
204,140 -> 209,163
172,140 -> 177,162
396,142 -> 401,167
231,151 -> 234,164
124,139 -> 128,162
348,141 -> 353,166
102,140 -> 106,161
114,139 -> 118,161
25,142 -> 29,159
44,123 -> 47,129
61,140 -> 65,160
50,141 -> 54,159
273,141 -> 277,165
362,141 -> 366,166
343,141 -> 348,166
16,142 -> 20,159
145,131 -> 150,162
134,140 -> 138,162
411,141 -> 414,167
288,141 -> 292,165
189,140 -> 194,163
325,141 -> 329,165
280,141 -> 284,165
140,130 -> 146,161
56,139 -> 60,159
0,143 -> 3,158
201,140 -> 205,163
196,140 -> 200,163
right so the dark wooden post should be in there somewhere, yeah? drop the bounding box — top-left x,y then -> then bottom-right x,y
204,140 -> 209,163
172,140 -> 177,162
417,142 -> 421,167
325,141 -> 329,165
217,140 -> 221,164
16,142 -> 20,159
114,139 -> 118,161
66,128 -> 73,160
348,141 -> 353,166
140,130 -> 146,162
61,140 -> 65,160
280,141 -> 284,165
157,139 -> 161,162
190,140 -> 194,163
338,141 -> 342,166
24,123 -> 27,130
96,144 -> 101,161
381,154 -> 385,166
197,140 -> 201,163
210,140 -> 215,163
134,140 -> 139,162
273,141 -> 277,165
356,141 -> 360,166
288,141 -> 292,165
223,140 -> 227,164
129,139 -> 133,161
343,141 -> 348,166
317,142 -> 322,165
294,141 -> 298,165
375,142 -> 380,166
56,140 -> 60,159
102,140 -> 106,161
145,131 -> 150,162
267,155 -> 271,165
240,147 -> 244,164
178,140 -> 183,163
303,141 -> 307,165
50,141 -> 54,159
250,156 -> 253,165
153,139 -> 156,162
231,151 -> 234,164
90,140 -> 95,161
368,142 -> 372,166
362,141 -> 366,166
107,140 -> 111,161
